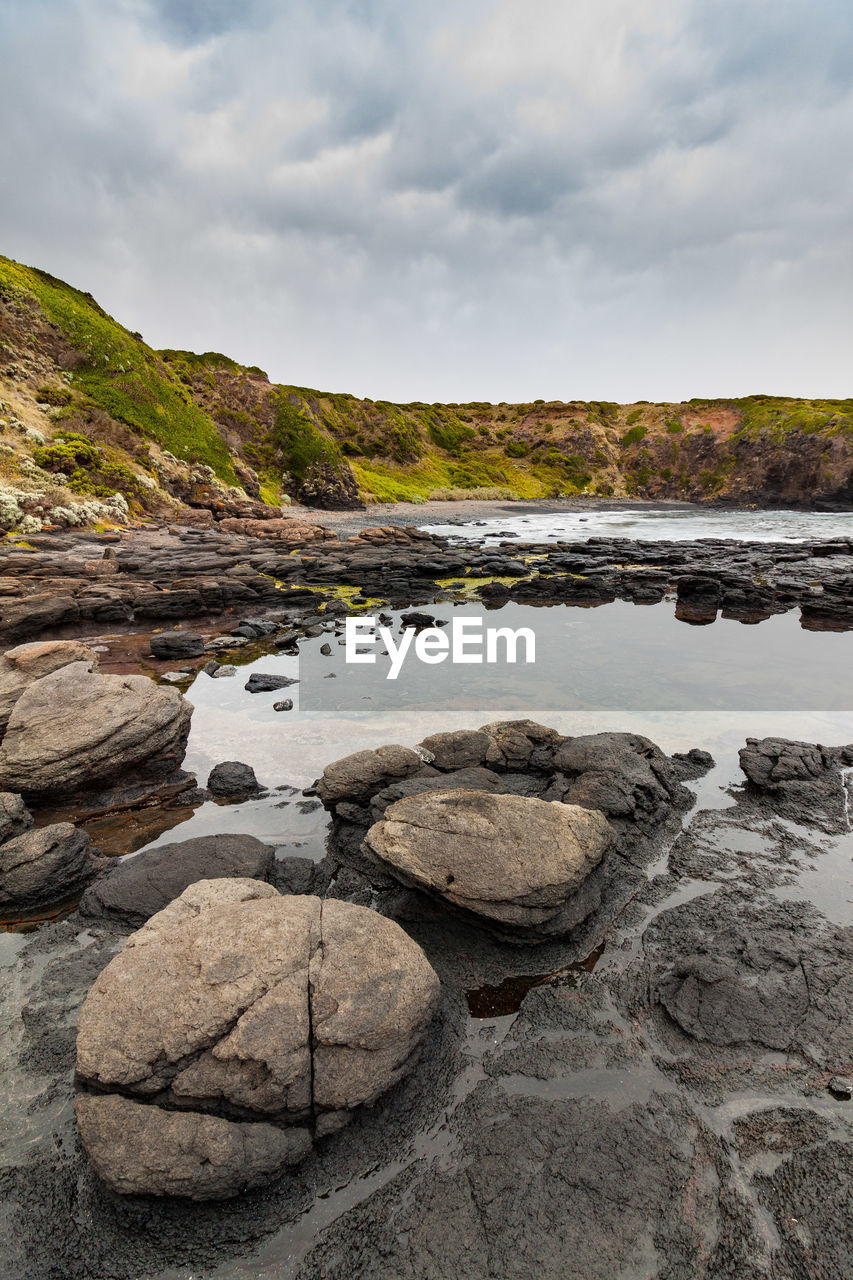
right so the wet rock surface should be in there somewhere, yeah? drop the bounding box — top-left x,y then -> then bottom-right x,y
0,504 -> 852,1280
2,728 -> 853,1277
0,820 -> 105,911
0,522 -> 850,645
207,760 -> 263,798
149,630 -> 205,659
74,879 -> 440,1199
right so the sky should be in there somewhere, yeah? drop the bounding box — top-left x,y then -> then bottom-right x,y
1,0 -> 851,404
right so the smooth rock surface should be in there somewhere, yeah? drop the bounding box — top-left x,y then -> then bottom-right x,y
0,639 -> 98,731
0,822 -> 102,910
78,834 -> 275,926
0,661 -> 192,799
364,789 -> 613,935
314,744 -> 425,806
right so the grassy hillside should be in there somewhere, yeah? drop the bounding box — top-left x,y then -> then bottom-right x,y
0,253 -> 851,527
0,256 -> 238,484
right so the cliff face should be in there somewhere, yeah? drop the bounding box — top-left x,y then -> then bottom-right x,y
0,252 -> 850,534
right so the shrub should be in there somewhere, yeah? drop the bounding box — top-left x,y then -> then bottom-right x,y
621,425 -> 647,447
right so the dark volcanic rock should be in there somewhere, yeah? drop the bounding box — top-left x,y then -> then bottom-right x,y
550,732 -> 693,834
739,735 -> 853,831
296,1087 -> 742,1280
207,760 -> 263,798
0,822 -> 104,910
244,672 -> 299,693
150,630 -> 205,659
368,765 -> 501,820
78,834 -> 275,926
644,891 -> 853,1069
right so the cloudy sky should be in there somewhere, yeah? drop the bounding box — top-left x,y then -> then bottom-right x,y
1,0 -> 851,402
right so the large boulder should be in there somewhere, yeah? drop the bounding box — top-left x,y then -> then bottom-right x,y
0,639 -> 98,732
75,879 -> 440,1198
0,661 -> 192,800
0,822 -> 105,910
364,790 -> 613,938
78,833 -> 275,927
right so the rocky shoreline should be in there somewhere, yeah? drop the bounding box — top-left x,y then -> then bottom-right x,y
0,510 -> 851,1279
0,514 -> 851,647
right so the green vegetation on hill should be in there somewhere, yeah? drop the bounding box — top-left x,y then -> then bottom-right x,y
1,254 -> 850,510
0,257 -> 238,484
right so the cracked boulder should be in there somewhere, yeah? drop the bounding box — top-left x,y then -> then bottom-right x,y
74,878 -> 440,1198
0,660 -> 192,800
363,789 -> 613,940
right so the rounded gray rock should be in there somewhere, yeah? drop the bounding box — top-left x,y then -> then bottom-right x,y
0,661 -> 192,799
364,789 -> 613,936
150,630 -> 205,659
75,879 -> 440,1198
0,822 -> 103,910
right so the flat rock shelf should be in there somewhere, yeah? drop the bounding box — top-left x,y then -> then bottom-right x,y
1,506 -> 852,1280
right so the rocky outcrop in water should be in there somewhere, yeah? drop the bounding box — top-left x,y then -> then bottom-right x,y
0,524 -> 851,645
150,630 -> 205,659
365,790 -> 612,939
316,721 -> 696,836
312,722 -> 702,941
739,735 -> 853,831
206,761 -> 263,798
0,660 -> 192,801
74,879 -> 440,1198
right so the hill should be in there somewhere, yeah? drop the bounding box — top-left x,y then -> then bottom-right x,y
0,253 -> 850,534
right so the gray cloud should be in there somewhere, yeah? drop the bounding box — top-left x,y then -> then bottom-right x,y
0,0 -> 850,401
